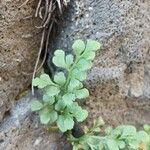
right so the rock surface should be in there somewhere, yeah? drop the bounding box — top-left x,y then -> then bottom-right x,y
0,93 -> 71,150
0,0 -> 41,121
0,0 -> 150,149
52,0 -> 150,126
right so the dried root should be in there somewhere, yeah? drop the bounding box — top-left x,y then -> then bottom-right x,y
19,0 -> 70,94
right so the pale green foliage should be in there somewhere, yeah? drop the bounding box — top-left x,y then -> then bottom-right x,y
72,39 -> 85,55
31,39 -> 101,132
144,124 -> 150,150
31,99 -> 43,111
31,39 -> 149,150
32,74 -> 55,88
70,118 -> 150,150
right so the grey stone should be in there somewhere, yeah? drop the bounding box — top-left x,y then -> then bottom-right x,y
51,0 -> 150,126
0,93 -> 71,150
52,0 -> 150,99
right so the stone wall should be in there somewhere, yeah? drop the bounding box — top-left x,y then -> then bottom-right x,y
0,0 -> 40,121
0,0 -> 150,149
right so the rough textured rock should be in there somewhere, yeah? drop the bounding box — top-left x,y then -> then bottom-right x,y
0,0 -> 150,149
0,93 -> 71,150
0,0 -> 40,121
52,0 -> 150,126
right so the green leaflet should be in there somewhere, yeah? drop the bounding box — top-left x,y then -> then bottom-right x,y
68,78 -> 82,92
144,124 -> 150,135
53,50 -> 74,70
54,72 -> 66,85
32,74 -> 54,89
71,68 -> 87,81
67,102 -> 79,113
52,50 -> 67,68
68,103 -> 88,122
43,94 -> 55,105
66,54 -> 74,67
39,107 -> 57,124
117,141 -> 125,149
136,131 -> 150,143
75,88 -> 89,99
57,113 -> 74,132
105,127 -> 113,135
106,139 -> 119,150
85,40 -> 101,52
91,117 -> 105,133
87,136 -> 101,147
72,39 -> 85,56
76,59 -> 92,71
45,86 -> 60,97
31,100 -> 43,111
117,125 -> 137,139
62,93 -> 76,106
82,51 -> 96,60
55,99 -> 66,111
74,108 -> 88,122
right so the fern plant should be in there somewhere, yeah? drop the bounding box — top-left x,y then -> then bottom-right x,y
143,124 -> 150,150
31,39 -> 101,132
31,39 -> 150,150
69,118 -> 150,150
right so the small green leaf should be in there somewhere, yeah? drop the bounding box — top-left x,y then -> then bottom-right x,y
87,136 -> 100,146
49,110 -> 58,124
136,131 -> 150,143
144,124 -> 150,134
118,141 -> 125,149
70,105 -> 88,122
57,114 -> 74,132
66,54 -> 74,67
128,140 -> 139,149
85,40 -> 101,52
39,107 -> 51,124
72,40 -> 85,55
76,59 -> 92,71
55,99 -> 66,111
98,143 -> 104,150
74,108 -> 88,122
68,79 -> 82,92
32,74 -> 54,88
106,139 -> 119,150
82,51 -> 96,60
54,72 -> 66,85
71,68 -> 87,81
73,145 -> 79,150
46,86 -> 60,97
62,93 -> 76,106
75,88 -> 89,99
43,94 -> 55,105
67,102 -> 79,113
52,50 -> 66,68
31,100 -> 43,111
118,125 -> 136,139
94,117 -> 105,127
92,117 -> 104,133
39,107 -> 58,124
105,127 -> 113,135
92,127 -> 101,133
88,143 -> 98,150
